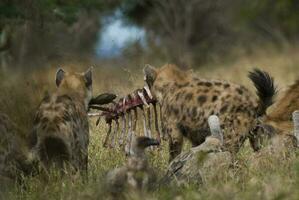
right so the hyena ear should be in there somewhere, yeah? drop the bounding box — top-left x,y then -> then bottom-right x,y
84,67 -> 93,88
55,68 -> 65,87
143,64 -> 157,87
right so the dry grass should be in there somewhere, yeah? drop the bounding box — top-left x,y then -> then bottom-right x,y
1,47 -> 299,199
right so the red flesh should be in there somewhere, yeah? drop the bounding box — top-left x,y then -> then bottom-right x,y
95,88 -> 157,124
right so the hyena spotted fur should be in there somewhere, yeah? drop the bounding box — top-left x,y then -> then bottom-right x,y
143,64 -> 276,161
29,68 -> 92,172
0,113 -> 33,182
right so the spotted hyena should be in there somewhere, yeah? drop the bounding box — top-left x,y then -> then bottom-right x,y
143,64 -> 276,161
29,67 -> 92,173
251,80 -> 299,148
0,113 -> 33,182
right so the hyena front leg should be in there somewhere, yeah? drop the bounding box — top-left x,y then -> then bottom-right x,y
167,124 -> 184,162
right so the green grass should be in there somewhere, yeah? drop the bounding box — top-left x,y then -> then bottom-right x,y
1,47 -> 299,199
12,137 -> 296,200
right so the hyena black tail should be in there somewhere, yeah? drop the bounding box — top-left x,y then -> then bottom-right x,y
248,68 -> 277,117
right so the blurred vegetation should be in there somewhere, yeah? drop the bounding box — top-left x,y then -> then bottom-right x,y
121,0 -> 299,66
239,0 -> 299,40
0,0 -> 120,71
0,0 -> 299,70
0,0 -> 120,24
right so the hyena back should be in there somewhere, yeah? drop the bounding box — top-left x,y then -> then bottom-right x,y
30,68 -> 92,172
143,64 -> 276,161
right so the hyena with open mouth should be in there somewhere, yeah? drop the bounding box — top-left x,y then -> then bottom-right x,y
29,67 -> 92,173
0,113 -> 34,183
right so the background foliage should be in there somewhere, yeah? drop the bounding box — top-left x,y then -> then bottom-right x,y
1,0 -> 299,70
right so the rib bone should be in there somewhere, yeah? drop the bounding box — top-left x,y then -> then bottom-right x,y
119,97 -> 127,146
153,103 -> 161,143
96,115 -> 101,126
119,114 -> 126,146
90,86 -> 161,152
89,105 -> 112,112
144,83 -> 153,99
147,107 -> 154,150
103,122 -> 112,147
125,111 -> 133,154
129,108 -> 138,154
292,110 -> 299,146
133,108 -> 138,132
158,103 -> 166,140
141,107 -> 148,137
110,122 -> 116,148
110,119 -> 119,148
147,107 -> 152,139
88,113 -> 101,117
138,91 -> 150,108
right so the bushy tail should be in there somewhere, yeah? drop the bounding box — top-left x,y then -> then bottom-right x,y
248,68 -> 277,117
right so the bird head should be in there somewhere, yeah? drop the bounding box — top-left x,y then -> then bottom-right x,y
130,136 -> 160,156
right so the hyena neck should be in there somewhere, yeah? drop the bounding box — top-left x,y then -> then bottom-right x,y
153,81 -> 171,104
127,155 -> 147,171
153,81 -> 178,105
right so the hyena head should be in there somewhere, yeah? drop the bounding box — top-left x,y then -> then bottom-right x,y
143,64 -> 190,102
251,118 -> 297,150
250,80 -> 299,150
251,115 -> 294,150
262,80 -> 299,134
55,67 -> 93,109
268,80 -> 299,131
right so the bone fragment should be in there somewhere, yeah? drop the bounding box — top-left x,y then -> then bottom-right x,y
88,113 -> 101,117
292,110 -> 299,146
119,114 -> 126,146
147,107 -> 152,139
110,120 -> 119,148
153,103 -> 161,143
89,105 -> 112,112
147,107 -> 154,150
129,108 -> 138,153
103,122 -> 112,147
125,111 -> 133,155
141,107 -> 148,137
96,117 -> 101,126
138,91 -> 149,108
144,83 -> 153,99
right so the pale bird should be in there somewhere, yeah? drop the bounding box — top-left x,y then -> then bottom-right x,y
160,115 -> 231,186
